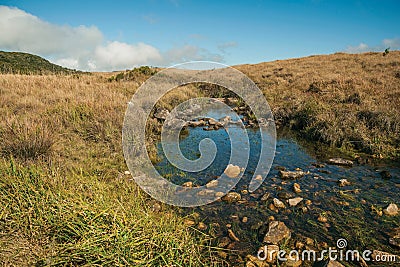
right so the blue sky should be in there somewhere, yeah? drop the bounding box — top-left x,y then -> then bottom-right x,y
0,0 -> 399,71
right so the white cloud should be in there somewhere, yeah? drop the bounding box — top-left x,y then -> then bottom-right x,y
0,6 -> 220,71
94,41 -> 162,71
0,6 -> 102,58
218,41 -> 237,53
345,38 -> 400,54
162,45 -> 223,63
345,43 -> 369,53
383,38 -> 400,49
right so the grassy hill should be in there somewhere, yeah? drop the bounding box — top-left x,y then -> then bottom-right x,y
235,51 -> 400,159
0,51 -> 81,75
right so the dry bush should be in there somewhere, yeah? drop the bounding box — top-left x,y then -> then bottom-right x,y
0,118 -> 55,160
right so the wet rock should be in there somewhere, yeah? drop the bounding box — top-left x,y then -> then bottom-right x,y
154,108 -> 169,120
293,183 -> 302,193
208,118 -> 224,127
263,221 -> 291,244
305,199 -> 312,205
242,217 -> 248,223
383,203 -> 398,216
273,198 -> 286,208
328,158 -> 353,166
206,179 -> 218,188
241,189 -> 249,195
188,120 -> 206,127
279,170 -> 307,179
224,164 -> 241,178
338,179 -> 351,187
268,216 -> 275,221
261,193 -> 270,202
288,197 -> 303,207
218,236 -> 231,248
197,189 -> 215,196
228,229 -> 240,241
222,192 -> 241,203
182,181 -> 193,188
380,170 -> 392,179
317,214 -> 328,223
215,191 -> 225,198
255,174 -> 263,181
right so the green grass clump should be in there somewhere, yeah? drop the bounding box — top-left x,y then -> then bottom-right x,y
0,158 -> 219,266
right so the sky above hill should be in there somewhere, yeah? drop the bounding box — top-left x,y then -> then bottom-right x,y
0,0 -> 399,71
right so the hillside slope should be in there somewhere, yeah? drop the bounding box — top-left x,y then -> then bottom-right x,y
0,51 -> 80,74
235,51 -> 400,159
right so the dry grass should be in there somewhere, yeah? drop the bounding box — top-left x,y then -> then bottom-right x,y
236,51 -> 400,158
0,73 -> 223,266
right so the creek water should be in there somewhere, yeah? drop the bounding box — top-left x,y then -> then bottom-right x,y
155,107 -> 399,265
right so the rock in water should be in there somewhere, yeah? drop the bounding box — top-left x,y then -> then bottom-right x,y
224,164 -> 241,178
263,221 -> 291,244
222,192 -> 241,203
279,170 -> 306,179
293,183 -> 302,193
205,179 -> 218,188
273,198 -> 286,208
288,197 -> 303,207
383,203 -> 398,216
328,158 -> 353,166
338,179 -> 351,187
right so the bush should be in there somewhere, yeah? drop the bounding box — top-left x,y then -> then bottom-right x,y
0,119 -> 55,160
